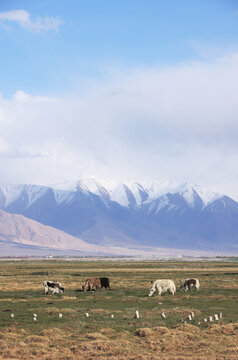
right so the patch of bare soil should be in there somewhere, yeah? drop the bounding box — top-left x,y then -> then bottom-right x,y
165,308 -> 202,316
44,307 -> 77,314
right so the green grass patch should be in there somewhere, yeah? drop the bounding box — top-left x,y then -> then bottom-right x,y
0,260 -> 237,336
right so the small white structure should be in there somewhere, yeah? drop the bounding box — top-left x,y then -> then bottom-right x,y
190,311 -> 195,318
209,316 -> 213,322
111,314 -> 114,319
33,314 -> 37,318
219,312 -> 223,319
161,311 -> 166,319
59,313 -> 63,318
85,312 -> 89,317
204,318 -> 207,322
214,314 -> 219,321
33,316 -> 37,321
188,314 -> 192,321
10,313 -> 14,318
149,279 -> 176,297
135,310 -> 140,319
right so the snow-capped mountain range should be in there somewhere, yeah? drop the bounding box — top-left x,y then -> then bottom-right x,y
0,177 -> 237,253
51,177 -> 222,209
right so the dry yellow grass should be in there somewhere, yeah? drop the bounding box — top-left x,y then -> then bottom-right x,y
0,323 -> 238,359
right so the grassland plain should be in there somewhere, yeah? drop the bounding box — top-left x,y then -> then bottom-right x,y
0,259 -> 238,359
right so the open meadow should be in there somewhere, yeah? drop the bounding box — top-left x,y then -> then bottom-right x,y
0,258 -> 238,359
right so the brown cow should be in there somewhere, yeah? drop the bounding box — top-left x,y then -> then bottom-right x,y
82,278 -> 101,291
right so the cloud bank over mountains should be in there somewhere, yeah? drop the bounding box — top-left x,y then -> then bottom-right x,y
0,52 -> 238,199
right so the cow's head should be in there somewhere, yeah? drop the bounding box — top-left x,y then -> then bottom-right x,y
180,280 -> 185,291
59,286 -> 64,294
82,281 -> 89,291
148,288 -> 154,297
179,279 -> 186,291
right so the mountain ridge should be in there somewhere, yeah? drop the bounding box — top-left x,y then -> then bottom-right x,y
50,177 -> 223,208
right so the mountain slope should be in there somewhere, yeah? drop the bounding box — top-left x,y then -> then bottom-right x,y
0,209 -> 154,256
0,209 -> 102,252
1,209 -> 212,257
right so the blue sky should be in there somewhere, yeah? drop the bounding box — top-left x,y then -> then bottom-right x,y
1,0 -> 238,199
1,0 -> 238,96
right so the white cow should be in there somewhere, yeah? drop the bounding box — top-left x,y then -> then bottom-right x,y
148,279 -> 176,297
42,281 -> 64,295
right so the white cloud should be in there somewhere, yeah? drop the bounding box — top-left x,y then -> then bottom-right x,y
0,9 -> 62,33
0,136 -> 11,155
1,53 -> 238,199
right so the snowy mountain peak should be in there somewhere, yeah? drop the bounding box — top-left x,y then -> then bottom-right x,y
76,177 -> 110,200
177,183 -> 200,208
0,183 -> 49,208
192,185 -> 222,207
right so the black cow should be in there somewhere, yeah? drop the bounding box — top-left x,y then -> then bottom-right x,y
99,277 -> 110,289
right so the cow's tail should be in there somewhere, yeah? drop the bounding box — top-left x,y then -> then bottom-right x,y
42,281 -> 47,294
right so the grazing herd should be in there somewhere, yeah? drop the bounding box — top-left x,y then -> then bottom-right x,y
149,278 -> 199,297
42,277 -> 199,297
